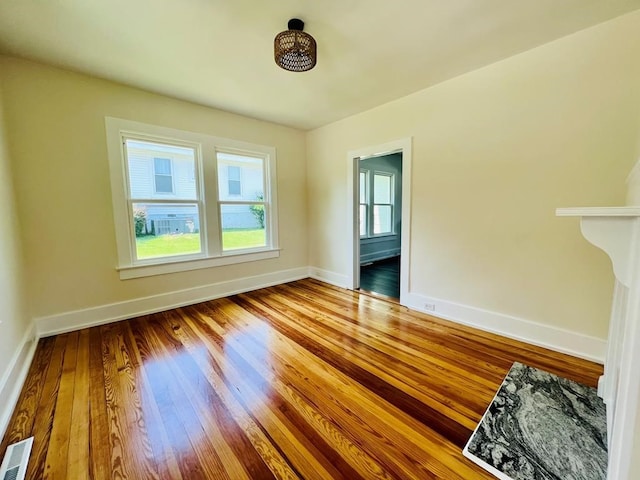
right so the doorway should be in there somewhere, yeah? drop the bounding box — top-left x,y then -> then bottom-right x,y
346,138 -> 412,305
358,153 -> 402,299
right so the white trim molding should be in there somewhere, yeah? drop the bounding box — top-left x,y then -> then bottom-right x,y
405,292 -> 605,363
118,249 -> 280,279
305,266 -> 605,363
346,137 -> 412,306
35,267 -> 308,337
0,323 -> 37,439
308,267 -> 349,289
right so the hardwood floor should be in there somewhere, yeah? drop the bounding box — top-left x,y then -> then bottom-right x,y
360,257 -> 400,299
0,279 -> 603,479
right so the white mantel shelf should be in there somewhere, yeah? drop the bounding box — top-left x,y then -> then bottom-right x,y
557,205 -> 640,480
556,206 -> 640,217
556,207 -> 639,287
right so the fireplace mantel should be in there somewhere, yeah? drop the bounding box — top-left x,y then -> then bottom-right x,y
556,207 -> 640,287
556,206 -> 640,480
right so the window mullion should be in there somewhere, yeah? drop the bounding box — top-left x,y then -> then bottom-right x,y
203,144 -> 222,257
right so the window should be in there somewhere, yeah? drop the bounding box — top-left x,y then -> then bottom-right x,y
153,157 -> 174,193
360,169 -> 394,237
217,152 -> 266,251
106,117 -> 279,279
126,139 -> 201,260
373,173 -> 393,235
359,171 -> 367,237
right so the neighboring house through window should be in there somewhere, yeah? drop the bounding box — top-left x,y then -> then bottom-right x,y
153,157 -> 173,193
105,117 -> 279,279
227,165 -> 242,195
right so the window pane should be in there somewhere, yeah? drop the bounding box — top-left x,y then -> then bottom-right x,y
374,174 -> 391,204
228,180 -> 241,195
217,152 -> 264,201
126,139 -> 197,200
373,205 -> 392,234
220,203 -> 266,250
228,165 -> 241,181
228,166 -> 242,195
132,203 -> 201,259
154,174 -> 173,193
359,204 -> 367,236
154,158 -> 172,175
359,172 -> 366,204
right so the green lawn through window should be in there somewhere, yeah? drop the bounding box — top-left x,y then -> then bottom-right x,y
135,229 -> 266,259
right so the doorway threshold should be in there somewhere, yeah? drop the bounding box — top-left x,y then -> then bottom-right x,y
357,288 -> 401,304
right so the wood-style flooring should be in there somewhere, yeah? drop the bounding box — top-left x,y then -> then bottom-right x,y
0,278 -> 603,480
360,257 -> 400,299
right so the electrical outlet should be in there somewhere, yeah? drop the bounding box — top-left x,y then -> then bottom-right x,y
424,303 -> 436,312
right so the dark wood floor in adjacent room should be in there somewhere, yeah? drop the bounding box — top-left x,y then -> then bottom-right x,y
0,278 -> 603,480
360,256 -> 400,299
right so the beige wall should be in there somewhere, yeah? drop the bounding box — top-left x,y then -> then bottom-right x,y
307,10 -> 640,340
0,69 -> 29,382
0,56 -> 308,320
1,11 -> 640,475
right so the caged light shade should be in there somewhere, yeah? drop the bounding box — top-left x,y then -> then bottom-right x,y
274,18 -> 317,72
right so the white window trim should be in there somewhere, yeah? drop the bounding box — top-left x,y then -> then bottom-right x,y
105,117 -> 279,280
124,137 -> 205,262
359,169 -> 368,239
215,146 -> 275,254
360,169 -> 395,238
372,170 -> 394,236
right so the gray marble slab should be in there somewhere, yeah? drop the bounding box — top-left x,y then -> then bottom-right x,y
463,362 -> 607,480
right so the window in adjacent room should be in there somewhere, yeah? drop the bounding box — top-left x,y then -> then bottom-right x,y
105,117 -> 279,279
359,170 -> 368,237
373,172 -> 393,235
360,169 -> 394,237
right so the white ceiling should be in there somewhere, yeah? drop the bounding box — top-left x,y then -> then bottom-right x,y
1,0 -> 639,130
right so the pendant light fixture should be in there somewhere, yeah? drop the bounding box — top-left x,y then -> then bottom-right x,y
274,18 -> 317,72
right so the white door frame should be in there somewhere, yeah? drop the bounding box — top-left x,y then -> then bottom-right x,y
346,138 -> 412,305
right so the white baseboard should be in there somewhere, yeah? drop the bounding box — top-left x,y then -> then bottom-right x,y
308,267 -> 349,288
32,265 -> 605,362
0,323 -> 37,439
306,267 -> 604,363
35,267 -> 309,337
360,249 -> 400,265
405,292 -> 606,363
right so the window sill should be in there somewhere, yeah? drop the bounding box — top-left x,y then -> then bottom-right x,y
117,248 -> 280,280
